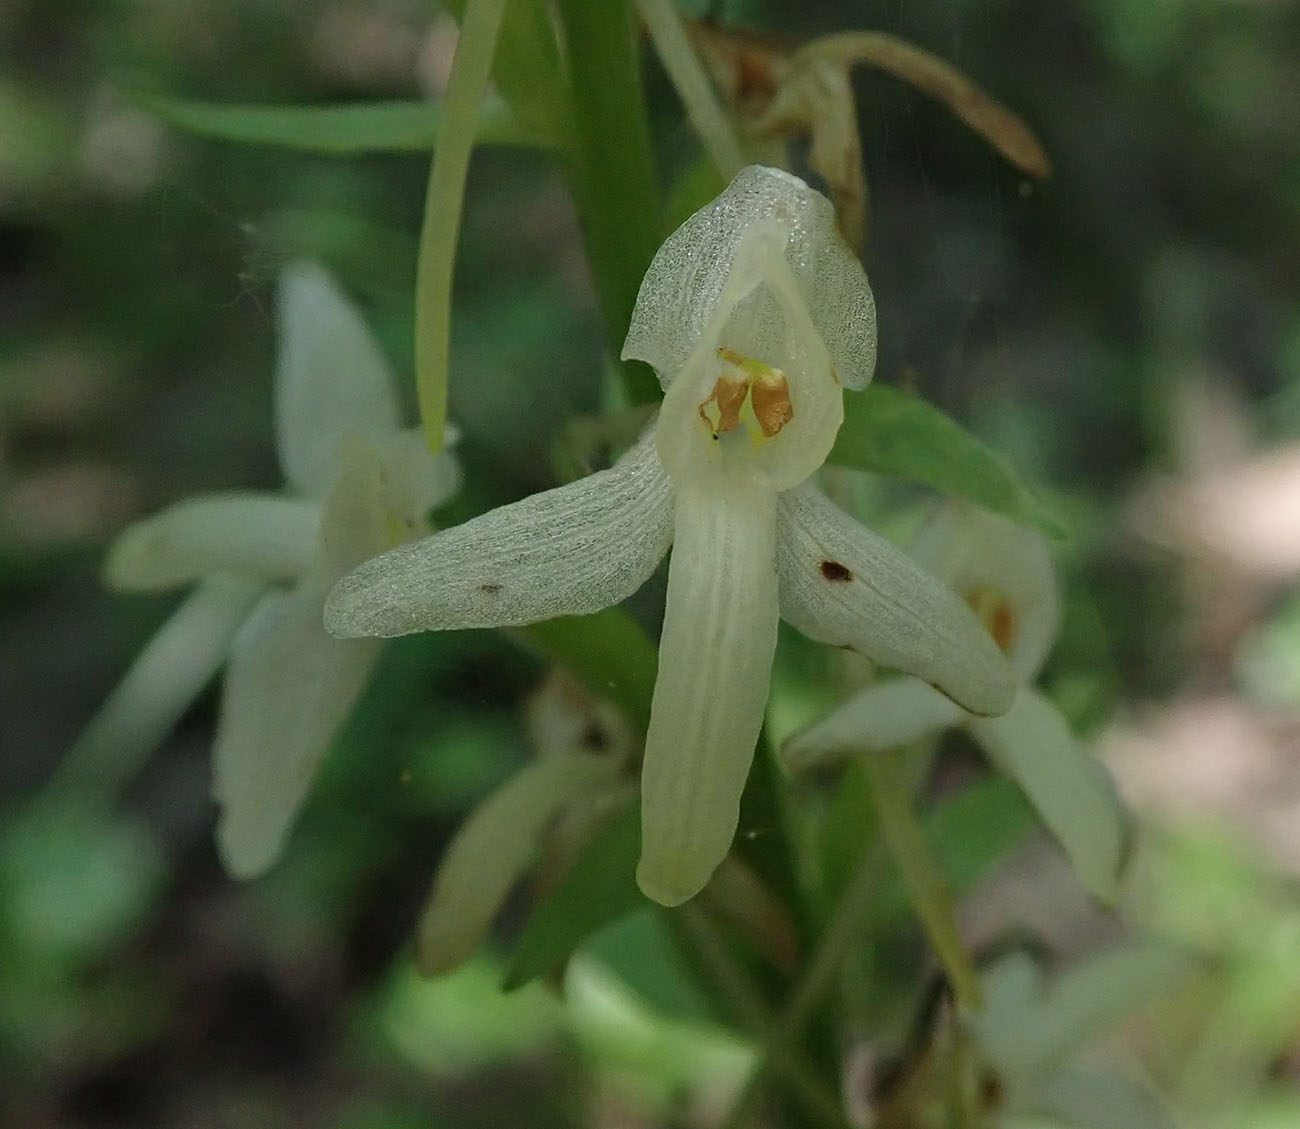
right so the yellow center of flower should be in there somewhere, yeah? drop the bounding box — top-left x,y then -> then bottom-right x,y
698,347 -> 794,443
964,585 -> 1017,655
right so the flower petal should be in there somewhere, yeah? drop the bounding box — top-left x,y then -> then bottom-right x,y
781,676 -> 966,772
104,494 -> 320,591
968,688 -> 1127,903
653,219 -> 847,492
213,587 -> 382,878
325,425 -> 674,638
275,260 -> 402,497
776,484 -> 1016,716
638,475 -> 780,906
378,427 -> 463,535
60,577 -> 264,794
212,442 -> 392,878
622,165 -> 876,391
417,752 -> 619,976
909,503 -> 1060,680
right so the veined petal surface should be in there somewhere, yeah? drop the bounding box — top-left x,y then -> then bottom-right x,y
781,675 -> 966,772
638,475 -> 780,906
775,484 -> 1015,716
104,494 -> 320,591
275,260 -> 401,497
417,752 -> 620,976
213,443 -> 392,878
325,426 -> 674,639
969,687 -> 1127,904
622,165 -> 876,392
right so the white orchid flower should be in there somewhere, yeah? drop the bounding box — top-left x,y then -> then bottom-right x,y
417,674 -> 638,976
70,261 -> 460,878
783,505 -> 1126,902
326,166 -> 1014,906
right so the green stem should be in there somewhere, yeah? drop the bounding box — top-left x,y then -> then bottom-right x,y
635,0 -> 745,178
414,0 -> 509,451
722,837 -> 884,1128
865,749 -> 982,1010
675,906 -> 850,1129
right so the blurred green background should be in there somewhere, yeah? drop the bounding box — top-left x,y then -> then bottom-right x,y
2,0 -> 1300,1125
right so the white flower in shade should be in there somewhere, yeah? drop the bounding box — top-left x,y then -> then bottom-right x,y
783,504 -> 1127,902
325,166 -> 1015,906
69,261 -> 460,877
417,673 -> 638,976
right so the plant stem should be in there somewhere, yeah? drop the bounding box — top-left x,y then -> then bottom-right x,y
675,905 -> 850,1129
414,0 -> 509,452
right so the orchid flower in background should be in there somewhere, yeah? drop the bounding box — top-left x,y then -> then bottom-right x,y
418,673 -> 638,976
66,262 -> 460,878
783,504 -> 1128,902
326,165 -> 1015,907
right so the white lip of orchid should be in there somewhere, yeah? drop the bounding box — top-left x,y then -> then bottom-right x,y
326,167 -> 1017,907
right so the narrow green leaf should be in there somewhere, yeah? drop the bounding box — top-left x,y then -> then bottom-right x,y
555,0 -> 663,405
513,607 -> 658,733
865,748 -> 982,1009
414,0 -> 510,452
830,384 -> 1068,539
503,803 -> 646,990
122,89 -> 557,152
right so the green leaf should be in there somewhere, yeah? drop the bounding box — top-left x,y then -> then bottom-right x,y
555,0 -> 663,405
583,908 -> 719,1023
924,774 -> 1034,894
513,606 -> 658,732
121,88 -> 558,152
503,804 -> 646,990
830,384 -> 1068,539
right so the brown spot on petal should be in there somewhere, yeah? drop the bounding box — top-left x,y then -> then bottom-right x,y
820,560 -> 853,582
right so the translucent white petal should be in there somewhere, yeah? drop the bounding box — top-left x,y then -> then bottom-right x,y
910,503 -> 1060,680
104,494 -> 320,592
378,427 -> 464,535
325,425 -> 674,639
213,586 -> 382,878
275,260 -> 401,497
654,220 -> 846,492
638,476 -> 780,906
213,442 -> 392,878
776,484 -> 1016,716
60,577 -> 264,794
968,687 -> 1127,904
781,676 -> 966,772
417,753 -> 619,976
622,165 -> 877,391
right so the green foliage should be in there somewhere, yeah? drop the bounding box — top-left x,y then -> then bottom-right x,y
504,804 -> 646,990
830,383 -> 1068,538
123,88 -> 558,152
